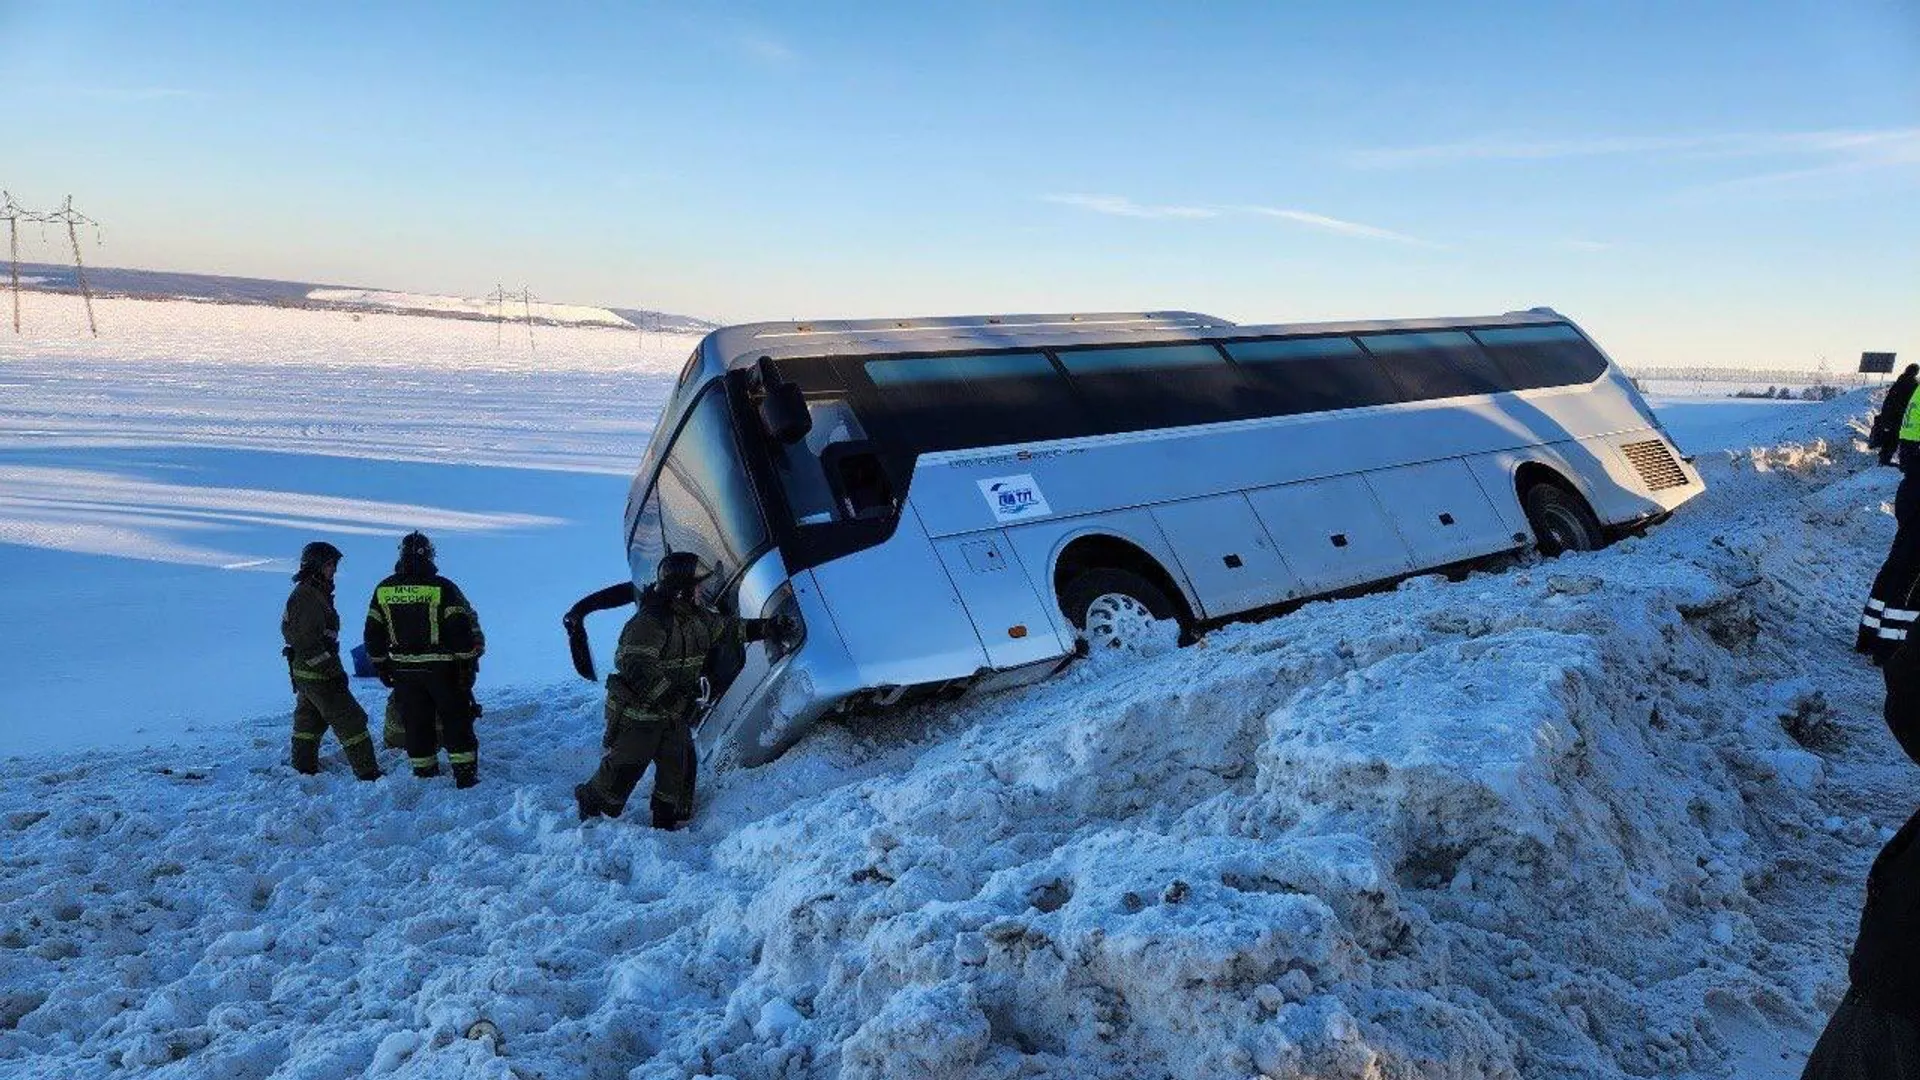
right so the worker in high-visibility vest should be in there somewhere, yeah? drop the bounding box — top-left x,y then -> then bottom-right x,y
1859,390 -> 1920,658
363,532 -> 485,787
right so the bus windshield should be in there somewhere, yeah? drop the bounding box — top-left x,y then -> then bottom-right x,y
630,383 -> 770,594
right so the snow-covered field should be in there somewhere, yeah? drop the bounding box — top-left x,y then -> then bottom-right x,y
0,293 -> 697,753
0,293 -> 1906,1079
306,289 -> 636,330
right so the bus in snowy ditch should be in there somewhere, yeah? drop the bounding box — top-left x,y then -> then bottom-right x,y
624,308 -> 1702,766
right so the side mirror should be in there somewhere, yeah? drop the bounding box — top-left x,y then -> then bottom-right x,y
756,356 -> 813,445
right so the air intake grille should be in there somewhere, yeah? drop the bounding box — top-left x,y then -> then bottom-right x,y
1621,439 -> 1688,491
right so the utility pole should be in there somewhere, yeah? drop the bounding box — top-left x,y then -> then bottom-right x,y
0,192 -> 23,334
488,283 -> 508,349
40,196 -> 99,337
521,287 -> 536,352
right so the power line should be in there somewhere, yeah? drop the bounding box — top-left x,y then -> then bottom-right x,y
2,191 -> 103,336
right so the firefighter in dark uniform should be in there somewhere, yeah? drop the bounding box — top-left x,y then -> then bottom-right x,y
363,532 -> 486,787
569,552 -> 778,829
282,541 -> 381,780
1860,389 -> 1920,658
1801,804 -> 1920,1078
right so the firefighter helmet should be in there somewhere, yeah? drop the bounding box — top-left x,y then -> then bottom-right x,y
656,551 -> 706,595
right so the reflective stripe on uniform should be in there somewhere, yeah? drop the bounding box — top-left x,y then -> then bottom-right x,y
339,731 -> 370,748
1888,629 -> 1911,642
1864,612 -> 1883,628
1870,599 -> 1888,612
1900,395 -> 1920,443
447,751 -> 476,764
291,668 -> 336,681
376,584 -> 445,648
409,756 -> 438,768
293,731 -> 322,741
387,652 -> 460,664
1887,608 -> 1920,622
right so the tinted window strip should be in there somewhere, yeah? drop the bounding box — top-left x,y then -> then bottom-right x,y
809,323 -> 1600,455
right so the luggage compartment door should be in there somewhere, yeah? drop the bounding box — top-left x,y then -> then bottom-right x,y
1151,492 -> 1301,619
1365,458 -> 1514,567
1247,475 -> 1413,594
933,531 -> 1072,669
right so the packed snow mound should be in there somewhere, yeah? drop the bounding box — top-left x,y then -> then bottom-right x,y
0,390 -> 1905,1078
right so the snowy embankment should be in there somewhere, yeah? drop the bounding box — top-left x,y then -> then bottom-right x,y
1,353 -> 1908,1075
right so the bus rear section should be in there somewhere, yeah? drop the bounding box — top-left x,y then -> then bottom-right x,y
660,310 -> 1703,766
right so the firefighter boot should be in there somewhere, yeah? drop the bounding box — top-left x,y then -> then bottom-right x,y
650,796 -> 680,831
343,736 -> 383,782
575,783 -> 605,821
382,698 -> 407,749
291,735 -> 320,775
452,761 -> 479,790
411,757 -> 442,779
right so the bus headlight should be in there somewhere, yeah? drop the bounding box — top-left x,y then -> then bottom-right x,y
760,582 -> 807,661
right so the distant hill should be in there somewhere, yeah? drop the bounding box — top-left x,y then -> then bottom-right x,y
8,262 -> 717,333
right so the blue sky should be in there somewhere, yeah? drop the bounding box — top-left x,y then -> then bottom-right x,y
2,0 -> 1915,368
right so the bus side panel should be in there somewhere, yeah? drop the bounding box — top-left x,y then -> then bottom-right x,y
1152,493 -> 1302,618
1464,451 -> 1554,539
910,380 -> 1660,541
1246,476 -> 1414,594
1363,458 -> 1517,566
1002,509 -> 1198,639
933,532 -> 1073,668
809,503 -> 992,686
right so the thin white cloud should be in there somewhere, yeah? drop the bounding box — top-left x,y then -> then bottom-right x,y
1350,128 -> 1920,171
1044,194 -> 1220,220
69,85 -> 206,103
1562,239 -> 1616,252
1046,194 -> 1427,244
738,34 -> 797,64
1238,206 -> 1427,244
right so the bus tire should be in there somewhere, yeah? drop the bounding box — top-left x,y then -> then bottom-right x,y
1523,482 -> 1603,556
1060,568 -> 1177,650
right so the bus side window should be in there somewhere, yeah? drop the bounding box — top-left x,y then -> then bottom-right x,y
1356,331 -> 1510,401
822,441 -> 897,521
1470,324 -> 1607,389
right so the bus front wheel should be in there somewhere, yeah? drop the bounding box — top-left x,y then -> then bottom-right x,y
1523,483 -> 1603,556
1061,568 -> 1177,651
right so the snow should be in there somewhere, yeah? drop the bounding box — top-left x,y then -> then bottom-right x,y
0,292 -> 698,753
0,293 -> 1910,1078
307,288 -> 636,329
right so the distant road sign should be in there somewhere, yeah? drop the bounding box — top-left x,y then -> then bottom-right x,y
1862,352 -> 1898,374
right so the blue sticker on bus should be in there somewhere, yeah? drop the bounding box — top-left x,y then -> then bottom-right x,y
978,474 -> 1053,522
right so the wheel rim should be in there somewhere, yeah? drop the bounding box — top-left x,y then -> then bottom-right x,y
1540,504 -> 1589,552
1082,592 -> 1159,649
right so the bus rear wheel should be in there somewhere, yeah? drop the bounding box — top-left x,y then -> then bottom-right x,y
1061,568 -> 1177,651
1523,482 -> 1603,556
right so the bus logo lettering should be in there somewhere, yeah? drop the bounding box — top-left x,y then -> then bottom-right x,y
979,474 -> 1052,522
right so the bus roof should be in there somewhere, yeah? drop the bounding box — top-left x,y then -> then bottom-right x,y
707,307 -> 1572,366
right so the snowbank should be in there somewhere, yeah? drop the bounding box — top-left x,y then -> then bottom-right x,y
1,390 -> 1910,1078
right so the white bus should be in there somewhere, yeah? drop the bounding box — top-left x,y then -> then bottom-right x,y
623,308 -> 1702,766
